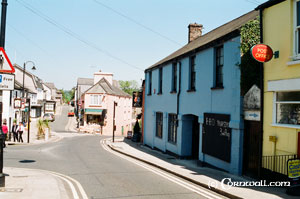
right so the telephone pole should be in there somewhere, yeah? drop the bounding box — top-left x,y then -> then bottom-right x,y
0,0 -> 8,187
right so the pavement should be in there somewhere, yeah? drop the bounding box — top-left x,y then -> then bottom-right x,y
0,105 -> 88,199
0,167 -> 83,199
105,137 -> 299,199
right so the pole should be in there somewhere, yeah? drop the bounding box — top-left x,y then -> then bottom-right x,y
0,0 -> 7,188
27,98 -> 30,143
112,102 -> 117,142
22,63 -> 25,98
0,0 -> 7,48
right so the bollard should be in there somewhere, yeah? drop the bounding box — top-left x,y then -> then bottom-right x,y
0,137 -> 4,187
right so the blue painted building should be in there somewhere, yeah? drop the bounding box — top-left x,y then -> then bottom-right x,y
143,11 -> 258,175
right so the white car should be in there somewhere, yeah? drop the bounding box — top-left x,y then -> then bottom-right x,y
43,113 -> 55,122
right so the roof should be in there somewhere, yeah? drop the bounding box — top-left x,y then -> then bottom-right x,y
85,78 -> 131,97
77,78 -> 94,85
14,80 -> 37,94
145,10 -> 259,72
34,76 -> 44,89
44,82 -> 57,90
256,0 -> 286,10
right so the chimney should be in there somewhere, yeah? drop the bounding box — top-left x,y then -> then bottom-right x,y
94,71 -> 114,85
188,23 -> 203,43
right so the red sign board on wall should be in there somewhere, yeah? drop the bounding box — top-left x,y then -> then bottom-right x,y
251,44 -> 273,63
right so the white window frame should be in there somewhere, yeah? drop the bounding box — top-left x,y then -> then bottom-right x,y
90,94 -> 102,106
272,91 -> 300,128
294,0 -> 300,59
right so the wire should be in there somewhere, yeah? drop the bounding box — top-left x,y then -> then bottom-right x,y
15,0 -> 144,71
8,23 -> 49,54
93,0 -> 182,46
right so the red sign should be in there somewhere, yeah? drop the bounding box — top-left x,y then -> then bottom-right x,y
251,44 -> 273,63
0,47 -> 15,73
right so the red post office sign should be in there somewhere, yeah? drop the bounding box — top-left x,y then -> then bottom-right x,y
251,44 -> 273,62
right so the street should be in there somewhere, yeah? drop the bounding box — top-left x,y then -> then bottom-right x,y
4,106 -> 226,199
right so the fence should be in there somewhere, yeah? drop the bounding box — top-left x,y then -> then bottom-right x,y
262,154 -> 298,175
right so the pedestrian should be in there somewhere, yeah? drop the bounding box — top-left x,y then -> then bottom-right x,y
12,121 -> 18,142
2,119 -> 8,148
17,122 -> 24,143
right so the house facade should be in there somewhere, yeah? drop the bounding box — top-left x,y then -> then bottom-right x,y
75,77 -> 94,125
80,71 -> 132,135
257,0 -> 300,177
144,11 -> 258,175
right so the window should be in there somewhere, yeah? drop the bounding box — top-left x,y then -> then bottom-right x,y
189,56 -> 196,91
156,112 -> 163,138
168,114 -> 177,143
90,95 -> 102,105
215,46 -> 224,88
275,91 -> 300,125
158,68 -> 163,94
171,63 -> 177,92
148,71 -> 152,95
295,0 -> 300,56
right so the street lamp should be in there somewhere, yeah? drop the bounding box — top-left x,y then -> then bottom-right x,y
22,61 -> 36,143
22,61 -> 36,98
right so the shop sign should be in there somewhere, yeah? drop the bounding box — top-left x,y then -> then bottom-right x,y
251,44 -> 273,62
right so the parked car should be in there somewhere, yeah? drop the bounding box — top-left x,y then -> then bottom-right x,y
68,111 -> 75,117
43,113 -> 55,122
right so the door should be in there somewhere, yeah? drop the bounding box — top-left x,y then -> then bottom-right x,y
243,120 -> 261,178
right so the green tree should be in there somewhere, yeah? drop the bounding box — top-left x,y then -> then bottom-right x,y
119,80 -> 139,95
240,17 -> 261,96
60,88 -> 75,103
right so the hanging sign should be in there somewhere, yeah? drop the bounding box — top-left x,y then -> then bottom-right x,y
251,44 -> 273,62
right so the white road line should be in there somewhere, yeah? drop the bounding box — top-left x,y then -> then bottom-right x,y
11,167 -> 88,199
51,172 -> 80,199
100,139 -> 225,199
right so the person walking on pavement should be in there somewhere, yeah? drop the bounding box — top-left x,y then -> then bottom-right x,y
2,119 -> 8,148
17,122 -> 24,143
12,122 -> 18,142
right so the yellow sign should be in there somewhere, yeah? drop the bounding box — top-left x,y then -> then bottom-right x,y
288,159 -> 300,178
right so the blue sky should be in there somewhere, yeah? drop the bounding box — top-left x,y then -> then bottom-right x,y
5,0 -> 267,90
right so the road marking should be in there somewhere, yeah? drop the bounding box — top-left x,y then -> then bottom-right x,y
9,167 -> 88,199
100,139 -> 225,199
51,173 -> 80,199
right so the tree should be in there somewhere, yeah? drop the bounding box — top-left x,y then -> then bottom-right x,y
60,88 -> 76,103
240,17 -> 261,96
119,80 -> 139,95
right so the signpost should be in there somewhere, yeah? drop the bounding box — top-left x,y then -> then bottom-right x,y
287,158 -> 300,195
251,44 -> 273,63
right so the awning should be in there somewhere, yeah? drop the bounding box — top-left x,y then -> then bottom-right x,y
84,109 -> 103,115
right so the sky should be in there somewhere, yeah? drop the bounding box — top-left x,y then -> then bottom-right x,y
4,0 -> 267,90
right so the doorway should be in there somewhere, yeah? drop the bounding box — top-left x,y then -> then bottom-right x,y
182,114 -> 199,159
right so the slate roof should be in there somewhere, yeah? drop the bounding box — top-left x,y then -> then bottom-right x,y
14,80 -> 37,94
145,10 -> 259,72
77,78 -> 94,85
85,78 -> 131,97
44,82 -> 57,90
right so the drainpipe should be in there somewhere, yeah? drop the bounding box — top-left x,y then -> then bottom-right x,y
176,62 -> 182,120
258,8 -> 264,179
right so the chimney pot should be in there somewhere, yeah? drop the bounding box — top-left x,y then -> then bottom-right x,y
188,23 -> 203,43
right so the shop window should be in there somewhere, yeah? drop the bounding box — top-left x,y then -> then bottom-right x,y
276,91 -> 300,125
